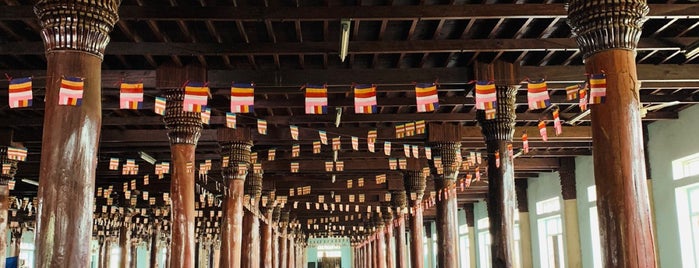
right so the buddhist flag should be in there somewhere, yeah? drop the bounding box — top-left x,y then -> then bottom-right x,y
579,87 -> 588,111
589,74 -> 606,104
398,158 -> 407,170
335,161 -> 344,172
405,122 -> 416,136
354,84 -> 377,114
384,142 -> 391,156
290,125 -> 299,140
319,130 -> 328,145
522,132 -> 529,154
201,108 -> 211,125
230,82 -> 254,113
268,148 -> 276,161
415,82 -> 439,112
351,136 -> 359,151
313,141 -> 321,154
8,77 -> 32,108
538,121 -> 548,141
325,161 -> 334,172
527,80 -> 550,110
58,76 -> 84,106
553,108 -> 562,136
475,81 -> 497,119
415,120 -> 426,134
389,158 -> 398,170
305,84 -> 328,114
183,82 -> 209,112
119,82 -> 144,109
332,137 -> 341,151
290,162 -> 299,173
425,147 -> 432,159
2,163 -> 12,175
495,151 -> 500,168
109,158 -> 119,170
257,119 -> 267,135
292,144 -> 300,157
226,112 -> 236,128
6,147 -> 27,161
154,97 -> 166,115
403,144 -> 410,158
412,145 -> 419,158
566,84 -> 580,101
395,124 -> 405,138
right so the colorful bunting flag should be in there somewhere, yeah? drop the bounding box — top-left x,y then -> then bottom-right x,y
332,137 -> 341,151
579,87 -> 588,111
403,144 -> 410,157
412,145 -> 419,158
351,136 -> 359,151
109,158 -> 119,170
527,79 -> 550,110
495,151 -> 500,168
183,81 -> 209,112
539,120 -> 548,142
354,84 -> 377,114
522,131 -> 529,154
415,120 -> 426,134
335,161 -> 344,172
268,148 -> 276,161
566,84 -> 580,101
154,97 -> 166,115
398,158 -> 407,170
225,112 -> 236,128
8,77 -> 32,108
367,129 -> 377,153
395,124 -> 405,138
292,144 -> 300,157
1,164 -> 10,175
6,147 -> 27,161
290,125 -> 299,140
313,141 -> 321,154
119,82 -> 144,109
347,180 -> 353,189
475,81 -> 497,119
553,108 -> 562,136
58,76 -> 84,106
384,142 -> 391,156
290,162 -> 300,173
251,152 -> 258,163
201,108 -> 211,124
257,119 -> 267,135
415,82 -> 439,112
405,122 -> 416,136
425,146 -> 432,159
389,158 -> 398,170
589,74 -> 606,104
230,82 -> 254,113
319,130 -> 328,145
305,84 -> 328,114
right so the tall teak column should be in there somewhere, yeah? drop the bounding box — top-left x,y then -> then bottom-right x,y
217,128 -> 253,267
33,1 -> 120,266
429,124 -> 462,268
475,61 -> 518,267
391,191 -> 408,268
515,181 -> 533,268
403,163 -> 427,268
241,171 -> 262,268
568,1 -> 657,266
260,191 -> 276,268
160,64 -> 205,268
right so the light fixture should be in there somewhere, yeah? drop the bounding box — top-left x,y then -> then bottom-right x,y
335,107 -> 342,127
339,18 -> 352,62
20,178 -> 39,186
641,101 -> 680,118
139,151 -> 156,165
566,109 -> 591,125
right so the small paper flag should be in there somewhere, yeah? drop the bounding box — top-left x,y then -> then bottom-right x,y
539,120 -> 548,141
226,112 -> 237,128
58,76 -> 84,106
589,74 -> 606,104
290,125 -> 299,140
154,97 -> 166,115
257,119 -> 267,135
351,136 -> 359,151
553,108 -> 562,136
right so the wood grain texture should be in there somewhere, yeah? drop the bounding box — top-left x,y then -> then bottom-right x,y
409,205 -> 424,268
435,180 -> 459,268
395,216 -> 407,268
220,179 -> 244,267
241,209 -> 260,268
169,144 -> 196,268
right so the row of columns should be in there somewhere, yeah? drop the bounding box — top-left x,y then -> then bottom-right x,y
25,0 -> 656,267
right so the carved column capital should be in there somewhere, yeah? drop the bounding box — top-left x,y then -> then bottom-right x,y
476,85 -> 517,143
34,0 -> 120,59
219,129 -> 253,182
0,147 -> 18,185
430,142 -> 462,181
403,170 -> 427,205
382,205 -> 394,223
280,211 -> 290,228
567,0 -> 649,59
244,172 -> 263,200
390,190 -> 407,212
272,206 -> 282,223
161,88 -> 203,145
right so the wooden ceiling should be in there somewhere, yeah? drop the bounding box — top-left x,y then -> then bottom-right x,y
1,0 -> 698,236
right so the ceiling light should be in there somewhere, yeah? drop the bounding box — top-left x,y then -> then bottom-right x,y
339,18 -> 351,62
139,151 -> 156,165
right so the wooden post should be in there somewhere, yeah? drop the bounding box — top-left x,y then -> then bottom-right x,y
279,212 -> 289,268
260,191 -> 275,268
32,1 -> 120,266
130,243 -> 137,268
242,172 -> 262,268
287,231 -> 295,268
159,63 -> 206,268
272,206 -> 281,268
568,1 -> 657,266
375,214 -> 387,268
104,238 -> 113,268
475,60 -> 519,268
559,158 -> 582,268
118,217 -> 131,268
403,167 -> 427,268
217,128 -> 253,268
10,229 -> 21,258
0,144 -> 18,268
515,181 -> 533,268
463,204 -> 477,268
150,224 -> 160,268
391,191 -> 408,268
383,207 -> 394,268
428,123 -> 462,268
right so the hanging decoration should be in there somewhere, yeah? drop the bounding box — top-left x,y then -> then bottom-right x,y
292,144 -> 301,157
313,141 -> 321,154
367,129 -> 377,153
553,108 -> 562,136
495,151 -> 500,168
351,136 -> 359,151
8,77 -> 32,108
412,145 -> 419,158
384,141 -> 391,156
183,81 -> 209,112
109,158 -> 119,170
332,137 -> 341,151
589,73 -> 606,104
522,131 -> 529,154
566,84 -> 580,101
290,162 -> 300,173
388,158 -> 397,170
290,125 -> 299,140
201,108 -> 211,124
319,130 -> 328,145
579,86 -> 588,111
538,120 -> 548,142
353,84 -> 377,114
119,82 -> 144,109
225,112 -> 236,128
58,76 -> 84,106
405,122 -> 416,136
403,144 -> 410,157
6,147 -> 27,161
335,161 -> 344,171
415,82 -> 439,112
154,97 -> 166,115
268,149 -> 276,161
416,120 -> 426,134
395,124 -> 405,138
527,79 -> 550,110
425,146 -> 432,159
475,81 -> 497,119
230,82 -> 255,113
305,84 -> 328,114
257,119 -> 267,135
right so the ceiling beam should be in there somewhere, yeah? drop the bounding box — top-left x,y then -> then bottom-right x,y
1,4 -> 696,21
1,38 -> 695,56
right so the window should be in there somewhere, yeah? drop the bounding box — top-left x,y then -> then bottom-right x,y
475,216 -> 521,268
676,183 -> 699,267
478,230 -> 491,268
536,197 -> 564,268
587,186 -> 603,268
19,242 -> 34,268
458,224 -> 470,268
673,152 -> 699,180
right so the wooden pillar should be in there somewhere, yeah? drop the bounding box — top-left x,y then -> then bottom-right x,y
287,231 -> 295,268
375,215 -> 387,268
463,204 -> 477,268
403,166 -> 427,268
11,229 -> 21,258
217,128 -> 253,267
567,2 -> 657,266
130,243 -> 138,268
119,218 -> 131,268
279,212 -> 289,268
260,192 -> 275,268
391,191 -> 408,268
475,60 -> 519,267
272,206 -> 281,268
150,224 -> 160,268
428,125 -> 462,268
0,145 -> 18,268
559,158 -> 582,268
515,181 -> 533,268
98,237 -> 106,268
33,1 -> 120,266
366,238 -> 373,268
242,171 -> 262,268
383,207 -> 395,268
159,63 -> 206,268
